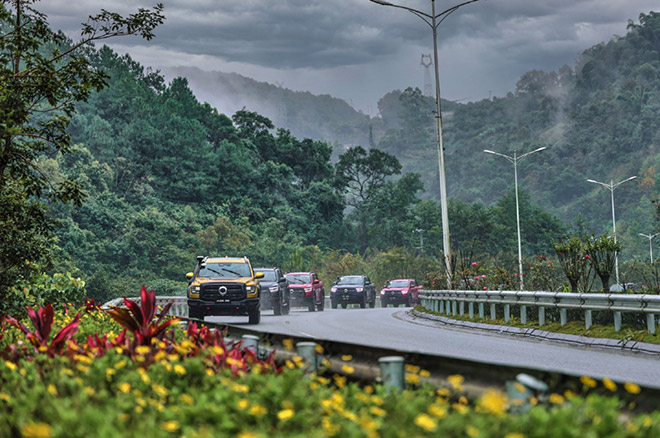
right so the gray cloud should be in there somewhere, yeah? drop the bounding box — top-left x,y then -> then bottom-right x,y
38,0 -> 660,111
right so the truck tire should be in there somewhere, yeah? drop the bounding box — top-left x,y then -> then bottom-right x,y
331,298 -> 338,309
248,307 -> 261,324
273,299 -> 282,316
188,307 -> 204,320
360,293 -> 366,309
281,295 -> 290,315
308,299 -> 315,312
316,290 -> 325,311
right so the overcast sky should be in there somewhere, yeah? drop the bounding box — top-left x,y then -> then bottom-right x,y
41,0 -> 658,115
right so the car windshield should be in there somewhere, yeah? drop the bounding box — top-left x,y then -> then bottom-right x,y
285,274 -> 310,284
256,270 -> 277,282
337,276 -> 364,286
388,280 -> 409,288
197,262 -> 251,278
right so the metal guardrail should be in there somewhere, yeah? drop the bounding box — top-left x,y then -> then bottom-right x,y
102,296 -> 189,317
419,289 -> 660,334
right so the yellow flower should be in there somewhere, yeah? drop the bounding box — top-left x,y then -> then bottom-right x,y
333,374 -> 347,389
504,434 -> 526,438
428,404 -> 447,419
370,396 -> 384,406
118,383 -> 132,394
370,406 -> 386,417
341,354 -> 353,361
322,417 -> 341,436
211,346 -> 224,355
161,420 -> 180,432
447,374 -> 465,391
643,416 -> 653,427
277,408 -> 295,421
181,394 -> 194,405
282,338 -> 294,351
137,368 -> 150,384
478,389 -> 508,416
405,364 -> 420,373
624,382 -> 641,394
437,387 -> 451,398
118,413 -> 130,422
363,385 -> 374,394
236,433 -> 261,438
580,376 -> 597,388
84,387 -> 95,397
405,373 -> 420,385
341,365 -> 355,374
0,393 -> 10,402
106,368 -> 116,380
231,383 -> 249,393
114,360 -> 127,370
453,403 -> 469,414
47,384 -> 58,396
237,399 -> 250,409
414,413 -> 437,432
466,425 -> 480,437
152,384 -> 168,398
315,344 -> 324,354
174,364 -> 187,375
249,404 -> 267,417
549,393 -> 565,404
420,369 -> 431,378
564,390 -> 577,400
602,377 -> 617,392
135,345 -> 151,355
21,422 -> 52,438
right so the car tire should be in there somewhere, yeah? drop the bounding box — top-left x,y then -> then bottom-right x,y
273,299 -> 282,316
281,294 -> 290,315
308,299 -> 315,312
406,296 -> 412,307
331,298 -> 338,309
341,303 -> 347,309
248,307 -> 261,325
381,299 -> 387,308
360,294 -> 366,309
317,296 -> 324,311
393,303 -> 399,307
369,297 -> 375,308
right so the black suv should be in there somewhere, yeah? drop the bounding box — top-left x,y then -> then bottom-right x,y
254,267 -> 290,315
330,275 -> 376,309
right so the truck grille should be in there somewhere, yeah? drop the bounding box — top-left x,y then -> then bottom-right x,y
200,283 -> 245,301
290,288 -> 305,299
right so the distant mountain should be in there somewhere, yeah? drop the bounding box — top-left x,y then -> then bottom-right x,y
164,66 -> 376,150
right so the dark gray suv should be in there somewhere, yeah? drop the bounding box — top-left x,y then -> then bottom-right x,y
330,275 -> 376,309
254,267 -> 290,315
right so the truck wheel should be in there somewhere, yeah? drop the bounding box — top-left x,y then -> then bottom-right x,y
281,295 -> 290,315
341,303 -> 347,309
360,294 -> 366,309
331,299 -> 338,309
317,291 -> 324,311
248,308 -> 261,324
273,299 -> 282,316
406,296 -> 412,307
369,297 -> 375,308
381,299 -> 387,308
188,307 -> 204,320
308,299 -> 315,312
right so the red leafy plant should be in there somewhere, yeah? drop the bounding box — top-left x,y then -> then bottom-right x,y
5,304 -> 80,357
106,285 -> 179,347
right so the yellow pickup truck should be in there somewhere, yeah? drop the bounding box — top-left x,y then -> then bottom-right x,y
186,256 -> 264,324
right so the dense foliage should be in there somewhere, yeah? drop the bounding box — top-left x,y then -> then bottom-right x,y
2,301 -> 658,438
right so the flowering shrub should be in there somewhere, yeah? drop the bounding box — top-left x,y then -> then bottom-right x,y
1,296 -> 660,437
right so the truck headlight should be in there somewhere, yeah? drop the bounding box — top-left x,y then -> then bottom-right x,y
331,287 -> 337,293
192,286 -> 200,292
356,287 -> 363,292
246,286 -> 254,293
269,286 -> 279,293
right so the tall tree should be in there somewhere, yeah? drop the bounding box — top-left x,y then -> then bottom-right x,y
0,1 -> 164,293
335,146 -> 401,253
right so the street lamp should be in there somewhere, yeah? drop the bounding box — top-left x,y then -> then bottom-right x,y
587,176 -> 637,287
639,233 -> 658,263
370,0 -> 481,288
484,147 -> 546,290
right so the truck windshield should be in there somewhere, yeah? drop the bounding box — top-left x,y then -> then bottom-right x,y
256,270 -> 277,281
388,280 -> 409,288
285,274 -> 310,284
337,276 -> 364,286
197,262 -> 251,278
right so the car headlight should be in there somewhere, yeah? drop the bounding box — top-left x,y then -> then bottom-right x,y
304,287 -> 312,292
246,286 -> 254,293
380,290 -> 385,296
331,287 -> 337,293
192,286 -> 200,292
269,286 -> 279,293
402,289 -> 409,295
356,287 -> 363,292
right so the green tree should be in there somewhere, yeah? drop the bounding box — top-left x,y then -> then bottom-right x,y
0,1 -> 164,294
335,146 -> 401,253
585,233 -> 621,292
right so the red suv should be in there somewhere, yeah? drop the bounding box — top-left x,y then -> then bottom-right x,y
380,279 -> 422,307
284,272 -> 325,312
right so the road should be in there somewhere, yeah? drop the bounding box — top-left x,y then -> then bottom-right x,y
207,306 -> 660,388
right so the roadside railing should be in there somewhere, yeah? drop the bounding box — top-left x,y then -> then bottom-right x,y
419,289 -> 660,334
102,296 -> 189,317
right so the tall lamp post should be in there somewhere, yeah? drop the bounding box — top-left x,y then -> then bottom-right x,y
587,176 -> 637,287
639,232 -> 658,263
370,0 -> 481,288
484,147 -> 546,290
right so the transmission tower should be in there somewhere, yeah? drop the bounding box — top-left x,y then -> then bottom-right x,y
420,54 -> 433,97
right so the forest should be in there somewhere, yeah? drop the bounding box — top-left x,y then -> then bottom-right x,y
2,5 -> 660,313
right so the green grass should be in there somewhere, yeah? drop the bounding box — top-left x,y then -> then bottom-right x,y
416,306 -> 660,345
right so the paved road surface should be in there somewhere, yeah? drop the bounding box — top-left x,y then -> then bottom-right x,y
207,306 -> 660,388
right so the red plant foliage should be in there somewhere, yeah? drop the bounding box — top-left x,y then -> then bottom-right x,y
105,285 -> 179,347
